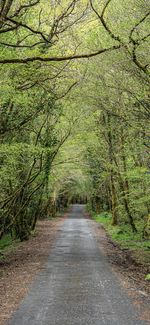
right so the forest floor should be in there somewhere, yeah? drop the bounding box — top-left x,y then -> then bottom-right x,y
0,216 -> 66,325
92,221 -> 150,323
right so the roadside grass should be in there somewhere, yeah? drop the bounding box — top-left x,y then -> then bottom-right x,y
0,234 -> 15,262
92,212 -> 150,265
0,234 -> 14,250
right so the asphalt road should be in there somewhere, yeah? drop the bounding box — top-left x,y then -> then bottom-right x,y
8,205 -> 148,325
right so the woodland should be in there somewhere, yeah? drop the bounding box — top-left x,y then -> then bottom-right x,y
0,0 -> 150,244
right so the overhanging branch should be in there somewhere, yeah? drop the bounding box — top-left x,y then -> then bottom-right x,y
0,44 -> 121,64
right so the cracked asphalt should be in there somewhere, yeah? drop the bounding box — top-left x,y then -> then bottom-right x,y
8,205 -> 148,325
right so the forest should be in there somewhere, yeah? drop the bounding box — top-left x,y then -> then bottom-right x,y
0,0 -> 150,246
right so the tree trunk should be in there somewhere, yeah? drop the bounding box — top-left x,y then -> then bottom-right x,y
105,113 -> 118,225
119,131 -> 137,233
110,172 -> 118,225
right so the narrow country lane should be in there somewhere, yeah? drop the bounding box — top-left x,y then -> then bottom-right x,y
8,205 -> 148,325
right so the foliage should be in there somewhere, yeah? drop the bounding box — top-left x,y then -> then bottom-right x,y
93,212 -> 150,264
0,234 -> 13,250
145,274 -> 150,281
0,0 -> 149,242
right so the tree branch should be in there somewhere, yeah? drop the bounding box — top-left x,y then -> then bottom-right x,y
90,0 -> 122,43
10,0 -> 40,18
0,44 -> 121,64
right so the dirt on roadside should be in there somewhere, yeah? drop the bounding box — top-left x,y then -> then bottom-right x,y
93,222 -> 150,324
0,217 -> 65,325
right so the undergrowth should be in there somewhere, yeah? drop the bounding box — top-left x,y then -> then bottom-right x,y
92,211 -> 150,265
0,234 -> 13,250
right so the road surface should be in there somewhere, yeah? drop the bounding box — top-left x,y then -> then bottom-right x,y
8,205 -> 148,325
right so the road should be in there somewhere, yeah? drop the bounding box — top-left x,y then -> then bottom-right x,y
8,205 -> 148,325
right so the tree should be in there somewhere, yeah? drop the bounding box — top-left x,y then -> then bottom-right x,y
0,0 -> 149,241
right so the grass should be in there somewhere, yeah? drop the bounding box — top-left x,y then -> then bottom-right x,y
145,273 -> 150,281
0,234 -> 19,262
92,211 -> 150,264
0,234 -> 13,250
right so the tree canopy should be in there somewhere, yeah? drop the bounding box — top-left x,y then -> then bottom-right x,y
0,0 -> 150,241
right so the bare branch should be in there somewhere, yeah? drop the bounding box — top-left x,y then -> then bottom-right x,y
132,44 -> 149,74
10,0 -> 40,18
90,0 -> 122,43
0,25 -> 17,33
0,0 -> 13,21
56,81 -> 78,99
128,11 -> 150,74
0,44 -> 121,64
0,40 -> 44,48
6,17 -> 52,43
129,11 -> 150,44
